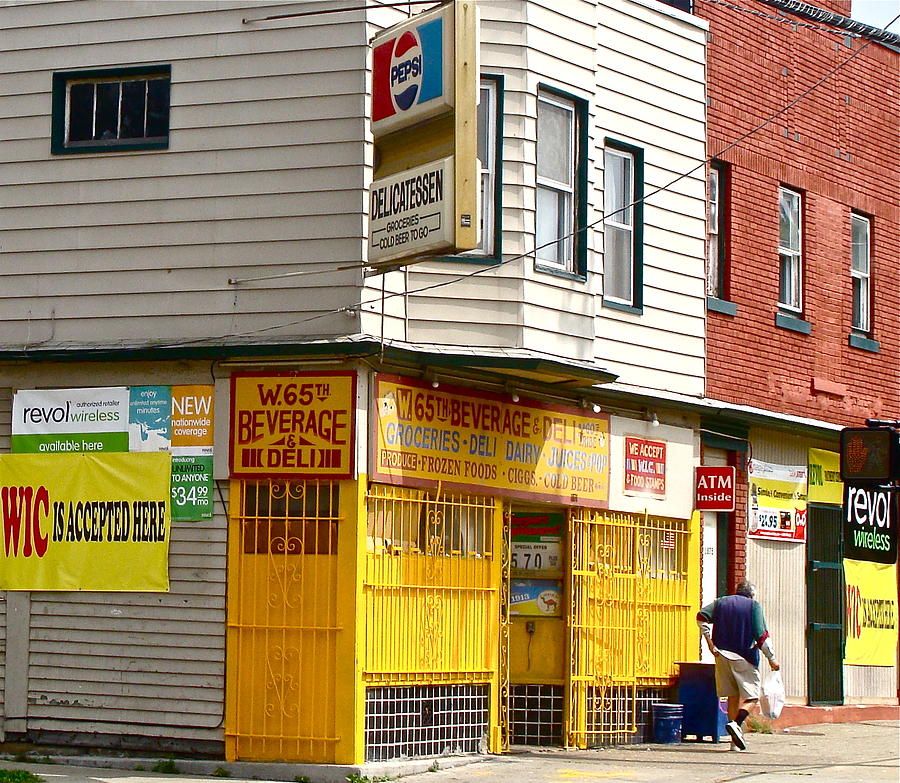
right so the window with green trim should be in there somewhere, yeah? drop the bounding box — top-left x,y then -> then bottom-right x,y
535,87 -> 586,277
603,139 -> 644,310
51,65 -> 171,154
536,91 -> 576,271
459,77 -> 502,260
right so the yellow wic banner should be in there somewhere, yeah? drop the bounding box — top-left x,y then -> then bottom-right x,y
0,452 -> 171,591
844,558 -> 898,667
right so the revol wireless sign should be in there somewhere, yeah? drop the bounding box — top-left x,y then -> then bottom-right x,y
843,483 -> 898,564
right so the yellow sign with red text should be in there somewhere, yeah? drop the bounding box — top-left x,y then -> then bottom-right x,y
373,374 -> 609,507
844,558 -> 898,667
230,372 -> 356,478
0,452 -> 171,591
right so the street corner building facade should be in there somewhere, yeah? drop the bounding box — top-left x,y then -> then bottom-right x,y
0,0 -> 894,770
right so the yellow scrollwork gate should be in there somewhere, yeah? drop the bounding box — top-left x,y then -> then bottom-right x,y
363,484 -> 505,758
566,509 -> 697,747
225,479 -> 345,763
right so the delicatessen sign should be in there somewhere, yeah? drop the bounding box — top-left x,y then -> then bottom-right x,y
373,374 -> 609,507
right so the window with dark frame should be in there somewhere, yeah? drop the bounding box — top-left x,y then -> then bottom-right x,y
602,138 -> 644,311
536,91 -> 577,271
707,161 -> 728,299
51,66 -> 171,154
851,213 -> 871,334
457,76 -> 502,261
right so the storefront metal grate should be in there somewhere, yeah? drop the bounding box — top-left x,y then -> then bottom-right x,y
510,684 -> 563,746
588,686 -> 669,746
364,684 -> 489,761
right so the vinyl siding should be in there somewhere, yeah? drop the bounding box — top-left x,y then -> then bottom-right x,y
594,0 -> 707,397
0,388 -> 11,727
747,430 -> 843,702
0,363 -> 227,742
404,0 -> 708,397
25,485 -> 227,740
747,431 -> 811,701
0,0 -> 370,350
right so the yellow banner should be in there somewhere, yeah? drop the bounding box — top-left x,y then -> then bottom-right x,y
808,449 -> 843,505
844,559 -> 898,667
0,452 -> 171,591
373,374 -> 610,507
230,372 -> 356,478
748,459 -> 807,542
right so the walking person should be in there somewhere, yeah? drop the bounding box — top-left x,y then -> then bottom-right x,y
697,580 -> 780,751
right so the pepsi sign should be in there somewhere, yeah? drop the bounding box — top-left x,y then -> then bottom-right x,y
372,14 -> 452,135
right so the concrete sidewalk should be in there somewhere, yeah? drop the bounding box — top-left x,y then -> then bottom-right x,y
1,720 -> 897,783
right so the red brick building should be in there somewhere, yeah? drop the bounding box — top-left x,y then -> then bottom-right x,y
699,0 -> 898,425
691,0 -> 898,710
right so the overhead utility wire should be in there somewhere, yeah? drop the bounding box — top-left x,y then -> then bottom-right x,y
243,0 -> 438,24
135,10 -> 899,350
285,13 -> 899,328
699,0 -> 861,37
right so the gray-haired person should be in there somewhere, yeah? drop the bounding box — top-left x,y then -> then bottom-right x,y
697,580 -> 780,751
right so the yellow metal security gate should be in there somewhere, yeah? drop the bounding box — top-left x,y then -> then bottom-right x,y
566,509 -> 697,747
225,479 -> 346,763
363,484 -> 504,760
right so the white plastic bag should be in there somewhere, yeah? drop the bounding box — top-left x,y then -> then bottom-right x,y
760,670 -> 785,719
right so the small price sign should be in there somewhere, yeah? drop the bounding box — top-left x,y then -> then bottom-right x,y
171,455 -> 213,521
511,542 -> 560,572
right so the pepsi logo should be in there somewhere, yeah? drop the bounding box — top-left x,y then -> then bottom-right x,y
390,31 -> 423,112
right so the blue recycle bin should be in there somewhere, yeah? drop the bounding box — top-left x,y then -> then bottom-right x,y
652,702 -> 684,743
678,661 -> 729,742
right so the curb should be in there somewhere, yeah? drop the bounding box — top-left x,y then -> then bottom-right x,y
773,703 -> 900,730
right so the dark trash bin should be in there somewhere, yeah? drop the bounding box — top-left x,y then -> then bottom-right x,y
678,661 -> 728,742
652,702 -> 684,743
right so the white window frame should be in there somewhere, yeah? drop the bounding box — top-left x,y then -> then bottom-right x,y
462,79 -> 498,258
65,74 -> 169,146
535,91 -> 576,272
851,213 -> 871,333
603,147 -> 635,305
778,187 -> 803,312
707,165 -> 721,297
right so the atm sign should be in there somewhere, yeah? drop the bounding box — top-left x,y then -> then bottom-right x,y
696,466 -> 736,512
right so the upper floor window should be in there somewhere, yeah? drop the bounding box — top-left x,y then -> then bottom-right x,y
851,213 -> 871,333
603,139 -> 644,311
707,161 -> 727,299
778,187 -> 802,312
51,65 -> 171,154
536,91 -> 576,271
462,77 -> 502,260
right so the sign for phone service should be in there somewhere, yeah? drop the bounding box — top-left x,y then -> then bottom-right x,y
695,466 -> 736,511
843,483 -> 898,564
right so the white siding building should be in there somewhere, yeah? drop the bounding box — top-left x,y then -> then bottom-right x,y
0,0 -> 709,762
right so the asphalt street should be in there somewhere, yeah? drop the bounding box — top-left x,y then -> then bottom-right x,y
1,720 -> 897,783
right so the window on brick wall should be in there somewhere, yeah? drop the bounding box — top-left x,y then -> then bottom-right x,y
851,213 -> 871,333
707,161 -> 728,299
778,187 -> 803,312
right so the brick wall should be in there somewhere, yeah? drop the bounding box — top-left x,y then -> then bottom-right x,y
697,0 -> 899,426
